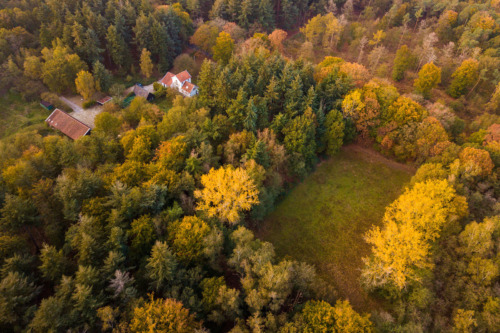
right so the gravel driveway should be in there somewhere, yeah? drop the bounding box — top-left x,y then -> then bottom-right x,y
59,95 -> 102,128
60,96 -> 83,113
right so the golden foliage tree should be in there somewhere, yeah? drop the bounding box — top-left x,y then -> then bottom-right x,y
448,58 -> 479,98
212,31 -> 234,65
293,300 -> 373,332
195,166 -> 259,224
129,295 -> 202,332
457,147 -> 494,177
414,62 -> 441,99
75,70 -> 96,101
301,13 -> 341,50
362,180 -> 468,291
140,48 -> 153,79
168,216 -> 211,263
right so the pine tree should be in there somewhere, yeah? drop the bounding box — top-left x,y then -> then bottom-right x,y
258,0 -> 275,30
92,60 -> 112,92
244,98 -> 258,133
106,25 -> 128,69
324,109 -> 345,156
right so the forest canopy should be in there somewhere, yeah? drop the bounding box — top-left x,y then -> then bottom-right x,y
0,0 -> 499,332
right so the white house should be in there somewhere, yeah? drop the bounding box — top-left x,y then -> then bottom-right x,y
159,70 -> 198,97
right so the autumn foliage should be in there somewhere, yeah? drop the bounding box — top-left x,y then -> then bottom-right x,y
195,166 -> 259,224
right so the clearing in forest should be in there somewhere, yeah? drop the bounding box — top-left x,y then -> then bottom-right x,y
256,145 -> 414,313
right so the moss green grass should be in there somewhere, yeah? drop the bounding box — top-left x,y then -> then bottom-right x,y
256,145 -> 414,312
0,92 -> 49,139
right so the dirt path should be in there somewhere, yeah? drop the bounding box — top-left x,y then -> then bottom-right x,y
60,96 -> 83,112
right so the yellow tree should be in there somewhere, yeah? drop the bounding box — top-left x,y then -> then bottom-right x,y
414,62 -> 441,99
448,58 -> 479,98
369,30 -> 386,46
212,31 -> 234,65
195,166 -> 259,225
301,13 -> 341,50
75,70 -> 96,101
457,147 -> 494,177
384,179 -> 468,242
140,48 -> 153,79
362,179 -> 468,291
129,295 -> 202,332
168,216 -> 211,264
486,82 -> 500,112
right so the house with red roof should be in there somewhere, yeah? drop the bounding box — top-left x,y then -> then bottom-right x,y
159,70 -> 198,97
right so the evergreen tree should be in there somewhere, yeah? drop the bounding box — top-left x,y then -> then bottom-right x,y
392,45 -> 414,81
92,60 -> 112,92
106,25 -> 128,69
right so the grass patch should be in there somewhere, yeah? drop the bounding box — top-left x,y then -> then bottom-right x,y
0,92 -> 50,139
255,145 -> 414,313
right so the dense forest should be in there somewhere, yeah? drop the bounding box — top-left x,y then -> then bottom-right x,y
0,0 -> 500,332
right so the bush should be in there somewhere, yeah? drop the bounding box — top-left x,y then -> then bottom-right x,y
40,92 -> 71,112
153,82 -> 162,92
82,100 -> 96,109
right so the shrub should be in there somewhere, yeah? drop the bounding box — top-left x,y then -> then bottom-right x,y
82,100 -> 96,109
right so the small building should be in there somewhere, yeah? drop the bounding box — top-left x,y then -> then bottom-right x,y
133,84 -> 155,102
159,70 -> 198,97
40,100 -> 55,111
45,109 -> 91,140
96,96 -> 113,105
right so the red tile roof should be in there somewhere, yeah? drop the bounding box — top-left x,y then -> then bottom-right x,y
45,109 -> 91,140
160,72 -> 175,86
175,70 -> 191,83
181,81 -> 196,94
97,96 -> 112,105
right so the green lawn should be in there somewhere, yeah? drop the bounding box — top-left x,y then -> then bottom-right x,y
256,145 -> 414,312
0,93 -> 50,139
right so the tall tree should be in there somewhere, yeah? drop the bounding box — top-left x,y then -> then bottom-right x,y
106,25 -> 128,69
140,48 -> 154,78
414,62 -> 441,99
75,70 -> 96,101
212,31 -> 234,65
448,58 -> 480,98
92,60 -> 112,92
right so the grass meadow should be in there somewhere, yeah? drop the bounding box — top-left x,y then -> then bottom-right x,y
0,93 -> 49,139
256,145 -> 414,312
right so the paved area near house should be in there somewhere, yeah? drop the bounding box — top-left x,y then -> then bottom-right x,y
60,95 -> 102,128
60,96 -> 83,112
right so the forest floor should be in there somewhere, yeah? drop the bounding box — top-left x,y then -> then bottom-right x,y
255,144 -> 414,313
